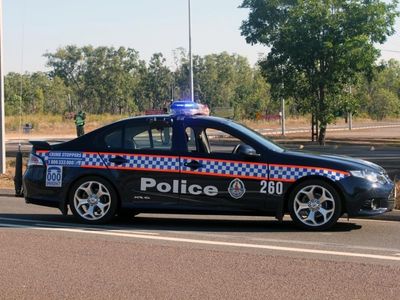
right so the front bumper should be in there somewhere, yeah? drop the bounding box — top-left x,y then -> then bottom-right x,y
340,176 -> 395,217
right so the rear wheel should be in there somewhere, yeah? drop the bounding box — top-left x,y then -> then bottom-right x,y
288,180 -> 341,230
69,177 -> 118,224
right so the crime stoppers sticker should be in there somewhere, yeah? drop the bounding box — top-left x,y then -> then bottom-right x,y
46,166 -> 63,187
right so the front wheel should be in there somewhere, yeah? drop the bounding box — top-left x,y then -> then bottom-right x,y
69,177 -> 118,224
288,180 -> 342,231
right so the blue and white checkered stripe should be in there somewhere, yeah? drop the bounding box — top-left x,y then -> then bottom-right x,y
269,165 -> 348,182
82,153 -> 105,167
101,154 -> 180,171
37,151 -> 348,181
181,158 -> 268,179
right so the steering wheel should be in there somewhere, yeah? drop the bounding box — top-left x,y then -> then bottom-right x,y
232,144 -> 241,154
126,138 -> 137,150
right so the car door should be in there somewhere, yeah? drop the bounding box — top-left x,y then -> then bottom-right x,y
178,120 -> 269,212
98,117 -> 181,208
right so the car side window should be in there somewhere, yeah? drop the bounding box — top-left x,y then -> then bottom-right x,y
124,121 -> 173,151
150,126 -> 172,149
204,128 -> 244,154
184,126 -> 254,155
125,126 -> 150,149
104,127 -> 123,149
185,127 -> 197,152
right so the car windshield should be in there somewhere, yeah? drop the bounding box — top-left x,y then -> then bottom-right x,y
229,120 -> 285,153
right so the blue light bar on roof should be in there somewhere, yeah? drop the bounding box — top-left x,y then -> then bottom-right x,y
170,100 -> 210,116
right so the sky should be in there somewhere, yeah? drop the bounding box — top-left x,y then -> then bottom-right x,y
3,0 -> 400,74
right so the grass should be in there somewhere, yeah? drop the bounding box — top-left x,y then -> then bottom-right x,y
0,158 -> 27,189
5,113 -> 400,137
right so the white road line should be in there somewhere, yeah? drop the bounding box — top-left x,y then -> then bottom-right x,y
344,218 -> 398,224
101,229 -> 158,235
359,157 -> 400,160
250,237 -> 400,253
0,217 -> 60,223
0,217 -> 159,235
1,222 -> 400,262
34,224 -> 159,236
0,215 -> 397,228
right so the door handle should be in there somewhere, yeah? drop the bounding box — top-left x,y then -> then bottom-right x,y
184,160 -> 203,170
109,156 -> 128,165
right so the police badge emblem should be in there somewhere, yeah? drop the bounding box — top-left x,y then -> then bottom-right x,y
228,178 -> 246,199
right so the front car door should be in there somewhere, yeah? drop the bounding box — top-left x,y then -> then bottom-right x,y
178,118 -> 271,213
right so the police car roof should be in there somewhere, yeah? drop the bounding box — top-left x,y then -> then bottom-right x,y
117,114 -> 231,125
181,114 -> 232,124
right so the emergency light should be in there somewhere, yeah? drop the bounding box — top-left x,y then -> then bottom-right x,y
170,100 -> 210,116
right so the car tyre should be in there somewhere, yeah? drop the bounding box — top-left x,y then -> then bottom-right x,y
288,179 -> 342,231
69,177 -> 118,224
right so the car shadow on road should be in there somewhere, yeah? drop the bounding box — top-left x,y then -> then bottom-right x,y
0,213 -> 362,233
114,215 -> 362,233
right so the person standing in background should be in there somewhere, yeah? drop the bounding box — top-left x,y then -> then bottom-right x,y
74,111 -> 86,137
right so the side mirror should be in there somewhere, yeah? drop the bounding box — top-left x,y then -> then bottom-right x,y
236,144 -> 260,158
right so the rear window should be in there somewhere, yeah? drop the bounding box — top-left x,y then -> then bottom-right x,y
103,127 -> 123,150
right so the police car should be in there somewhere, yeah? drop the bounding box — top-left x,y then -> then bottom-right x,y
23,101 -> 395,230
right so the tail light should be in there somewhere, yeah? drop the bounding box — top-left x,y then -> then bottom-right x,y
27,153 -> 44,167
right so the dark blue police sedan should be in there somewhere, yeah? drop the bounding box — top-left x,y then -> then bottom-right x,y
23,105 -> 395,230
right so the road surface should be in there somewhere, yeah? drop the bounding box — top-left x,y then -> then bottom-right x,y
1,190 -> 400,299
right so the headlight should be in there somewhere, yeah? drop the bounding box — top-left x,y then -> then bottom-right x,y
350,170 -> 388,184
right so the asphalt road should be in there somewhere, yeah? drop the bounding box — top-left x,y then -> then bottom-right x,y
1,190 -> 400,299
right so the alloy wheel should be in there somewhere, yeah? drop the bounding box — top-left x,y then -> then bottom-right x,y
293,185 -> 336,227
73,181 -> 112,221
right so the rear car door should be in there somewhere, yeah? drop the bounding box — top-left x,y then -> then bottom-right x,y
96,117 -> 181,208
178,120 -> 269,212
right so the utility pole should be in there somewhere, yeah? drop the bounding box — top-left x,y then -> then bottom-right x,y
281,98 -> 286,136
188,0 -> 194,102
348,86 -> 353,131
280,80 -> 286,136
0,0 -> 5,174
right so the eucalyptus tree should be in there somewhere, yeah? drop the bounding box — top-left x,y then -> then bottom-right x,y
241,0 -> 399,144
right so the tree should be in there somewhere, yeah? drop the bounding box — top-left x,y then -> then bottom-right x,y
241,0 -> 399,144
44,45 -> 86,104
82,46 -> 143,114
45,45 -> 145,114
143,53 -> 172,109
173,51 -> 271,117
357,59 -> 400,119
4,72 -> 70,116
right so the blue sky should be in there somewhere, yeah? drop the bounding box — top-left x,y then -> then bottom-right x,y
3,0 -> 400,74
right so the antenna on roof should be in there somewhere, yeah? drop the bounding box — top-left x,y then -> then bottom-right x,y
188,0 -> 194,102
0,0 -> 5,174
